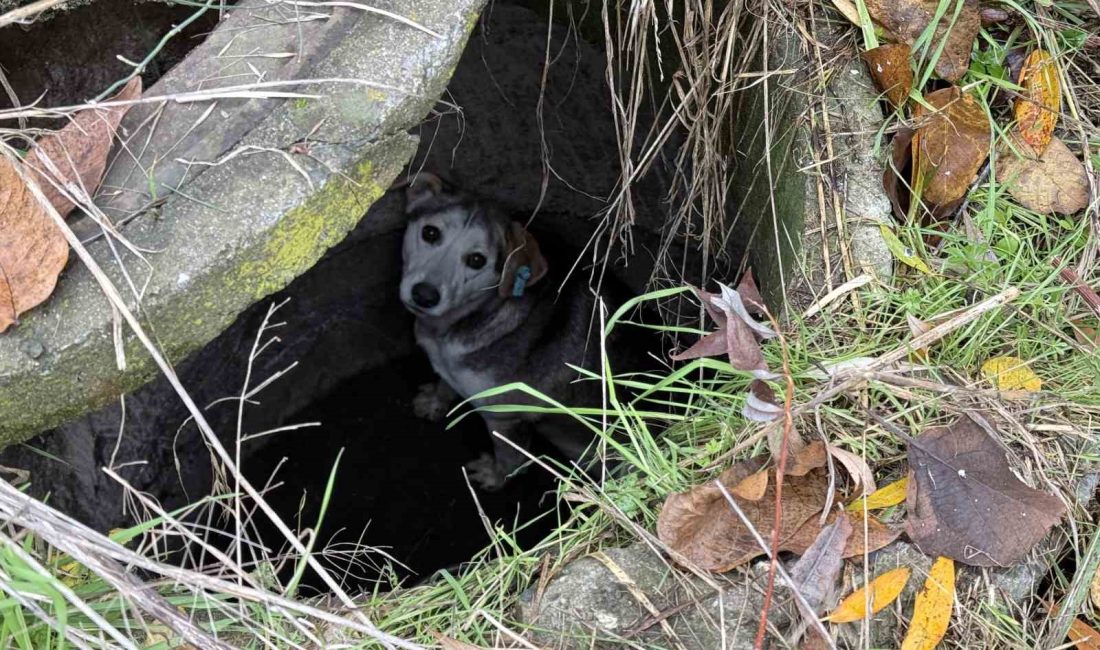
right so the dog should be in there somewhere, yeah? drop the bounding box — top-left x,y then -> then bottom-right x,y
398,172 -> 638,490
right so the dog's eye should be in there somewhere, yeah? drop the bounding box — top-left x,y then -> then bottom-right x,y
465,253 -> 487,269
421,225 -> 441,243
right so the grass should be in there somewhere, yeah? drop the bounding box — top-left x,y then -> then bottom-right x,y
0,0 -> 1098,648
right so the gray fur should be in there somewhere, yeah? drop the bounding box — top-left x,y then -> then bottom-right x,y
399,174 -> 616,489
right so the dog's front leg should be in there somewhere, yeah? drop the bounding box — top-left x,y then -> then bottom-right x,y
465,416 -> 532,491
412,380 -> 458,422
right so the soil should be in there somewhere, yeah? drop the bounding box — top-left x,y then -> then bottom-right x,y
243,354 -> 563,591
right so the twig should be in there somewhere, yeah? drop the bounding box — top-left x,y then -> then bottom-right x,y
801,274 -> 873,320
1053,258 -> 1100,318
714,482 -> 835,649
0,0 -> 70,28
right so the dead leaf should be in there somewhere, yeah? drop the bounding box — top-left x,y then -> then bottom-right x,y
672,278 -> 777,379
1014,50 -> 1060,156
431,632 -> 484,650
913,86 -> 991,208
828,0 -> 863,26
901,556 -> 954,650
847,476 -> 909,512
980,6 -> 1012,25
884,128 -> 915,221
732,467 -> 770,501
865,0 -> 980,82
786,441 -> 828,477
0,157 -> 69,333
997,135 -> 1089,215
790,514 -> 853,627
743,379 -> 783,422
862,43 -> 914,108
980,355 -> 1041,392
657,461 -> 828,572
788,509 -> 900,558
25,77 -> 142,218
828,445 -> 877,496
906,416 -> 1065,566
826,566 -> 911,622
1069,618 -> 1100,649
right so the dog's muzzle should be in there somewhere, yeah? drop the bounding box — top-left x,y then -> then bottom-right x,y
411,282 -> 441,309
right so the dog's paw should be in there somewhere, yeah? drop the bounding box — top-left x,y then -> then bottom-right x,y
412,382 -> 452,422
465,454 -> 506,491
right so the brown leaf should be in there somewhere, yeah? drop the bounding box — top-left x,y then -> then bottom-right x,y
1069,618 -> 1100,649
743,379 -> 783,422
671,281 -> 777,379
884,128 -> 916,221
997,135 -> 1089,215
25,77 -> 142,218
865,0 -> 980,82
657,462 -> 828,572
737,268 -> 766,315
862,43 -> 913,108
732,467 -> 769,501
789,514 -> 853,614
913,86 -> 991,208
788,509 -> 900,558
980,6 -> 1012,26
786,440 -> 828,477
1014,50 -> 1061,156
828,445 -> 877,496
0,157 -> 69,333
906,416 -> 1065,566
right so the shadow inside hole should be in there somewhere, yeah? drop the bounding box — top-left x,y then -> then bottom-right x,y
243,353 -> 565,592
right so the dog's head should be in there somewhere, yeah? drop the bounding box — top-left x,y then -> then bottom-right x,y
399,172 -> 548,321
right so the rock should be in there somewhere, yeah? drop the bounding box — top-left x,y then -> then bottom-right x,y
517,544 -> 787,649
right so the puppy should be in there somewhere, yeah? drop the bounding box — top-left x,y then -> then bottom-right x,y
399,172 -> 630,490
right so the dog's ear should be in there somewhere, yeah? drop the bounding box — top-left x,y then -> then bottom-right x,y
405,172 -> 444,214
499,222 -> 548,298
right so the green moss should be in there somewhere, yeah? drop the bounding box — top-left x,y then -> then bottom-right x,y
237,159 -> 385,300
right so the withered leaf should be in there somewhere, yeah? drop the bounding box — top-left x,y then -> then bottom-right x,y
25,77 -> 142,218
671,275 -> 777,379
731,467 -> 770,501
997,135 -> 1089,215
913,86 -> 991,209
657,462 -> 828,572
906,416 -> 1065,566
0,157 -> 69,333
884,128 -> 915,221
743,379 -> 783,423
828,445 -> 877,496
864,0 -> 980,82
862,43 -> 914,108
787,509 -> 900,558
789,514 -> 852,629
1014,50 -> 1060,156
786,440 -> 828,477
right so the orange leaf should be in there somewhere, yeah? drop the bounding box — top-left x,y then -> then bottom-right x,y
1069,618 -> 1100,649
1014,50 -> 1061,156
862,43 -> 913,108
0,157 -> 69,333
913,86 -> 991,209
847,476 -> 909,512
901,557 -> 955,650
826,566 -> 911,623
25,77 -> 142,218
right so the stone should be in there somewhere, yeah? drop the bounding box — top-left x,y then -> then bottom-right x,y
517,544 -> 786,650
0,0 -> 486,441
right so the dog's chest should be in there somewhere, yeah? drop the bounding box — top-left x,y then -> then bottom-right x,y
416,333 -> 496,400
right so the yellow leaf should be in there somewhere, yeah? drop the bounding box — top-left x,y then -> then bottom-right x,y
1014,50 -> 1061,156
826,567 -> 911,622
981,355 -> 1042,392
847,477 -> 909,512
902,556 -> 955,650
880,225 -> 932,275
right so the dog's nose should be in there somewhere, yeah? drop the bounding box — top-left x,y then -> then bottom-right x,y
411,282 -> 440,309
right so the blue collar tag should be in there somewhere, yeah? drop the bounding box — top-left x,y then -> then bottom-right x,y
512,265 -> 532,297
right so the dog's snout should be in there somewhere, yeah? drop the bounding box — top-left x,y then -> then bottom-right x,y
411,283 -> 441,309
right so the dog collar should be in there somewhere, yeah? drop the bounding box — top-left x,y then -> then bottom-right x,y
512,265 -> 532,297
